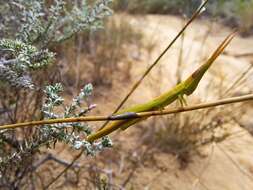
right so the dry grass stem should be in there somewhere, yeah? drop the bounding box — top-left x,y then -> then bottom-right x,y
1,93 -> 252,133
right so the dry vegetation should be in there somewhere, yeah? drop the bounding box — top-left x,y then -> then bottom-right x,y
56,16 -> 143,92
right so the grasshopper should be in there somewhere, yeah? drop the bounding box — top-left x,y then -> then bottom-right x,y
87,32 -> 235,142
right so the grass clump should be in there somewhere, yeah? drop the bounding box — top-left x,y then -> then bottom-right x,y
58,15 -> 143,89
85,16 -> 143,86
143,110 -> 230,168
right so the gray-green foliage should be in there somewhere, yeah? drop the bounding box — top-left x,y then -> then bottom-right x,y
0,0 -> 113,188
41,83 -> 112,155
0,83 -> 112,187
0,0 -> 112,89
0,39 -> 54,88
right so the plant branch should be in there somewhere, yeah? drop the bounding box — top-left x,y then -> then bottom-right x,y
32,154 -> 80,171
44,150 -> 84,190
0,93 -> 252,133
0,59 -> 18,65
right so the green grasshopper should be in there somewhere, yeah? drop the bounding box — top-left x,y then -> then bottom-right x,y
87,32 -> 235,142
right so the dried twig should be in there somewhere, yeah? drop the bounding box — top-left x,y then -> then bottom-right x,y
44,150 -> 83,189
32,154 -> 80,171
1,94 -> 253,134
217,144 -> 253,182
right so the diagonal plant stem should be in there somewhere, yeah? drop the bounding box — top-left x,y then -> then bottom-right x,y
98,0 -> 210,130
217,144 -> 253,182
222,64 -> 253,96
44,150 -> 84,189
1,94 -> 253,132
224,52 -> 253,58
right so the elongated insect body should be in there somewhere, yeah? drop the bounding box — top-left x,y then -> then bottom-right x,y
87,84 -> 185,142
87,32 -> 235,142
